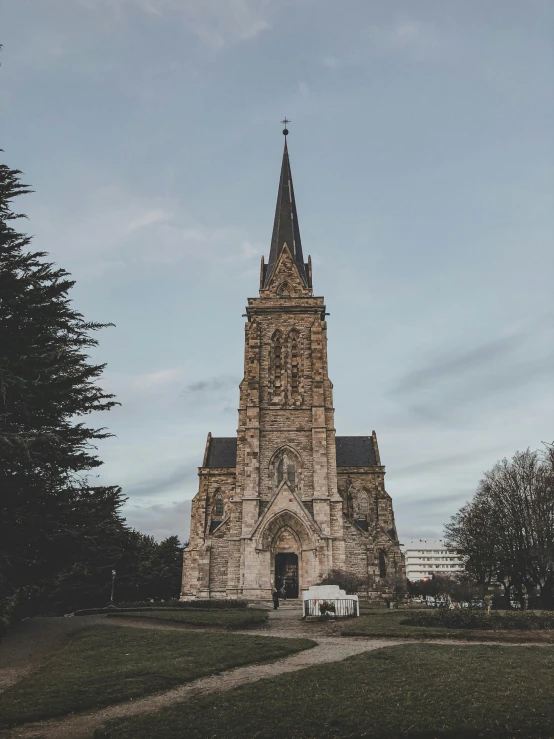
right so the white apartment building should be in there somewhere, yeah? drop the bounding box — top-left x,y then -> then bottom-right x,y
401,539 -> 465,581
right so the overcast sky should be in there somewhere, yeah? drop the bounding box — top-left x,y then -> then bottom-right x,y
2,0 -> 553,544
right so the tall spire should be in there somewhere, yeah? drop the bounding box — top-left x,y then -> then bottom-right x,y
264,130 -> 308,286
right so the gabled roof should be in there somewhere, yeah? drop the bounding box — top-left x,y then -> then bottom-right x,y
204,436 -> 378,469
335,436 -> 377,467
264,140 -> 308,287
205,437 -> 237,468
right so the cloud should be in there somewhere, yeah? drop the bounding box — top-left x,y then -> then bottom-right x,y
32,185 -> 259,278
322,21 -> 449,71
387,322 -> 554,426
132,368 -> 182,391
78,0 -> 274,48
220,240 -> 263,263
391,334 -> 525,396
398,491 -> 471,509
124,208 -> 169,234
367,20 -> 449,62
181,375 -> 239,395
124,461 -> 198,498
124,499 -> 192,541
391,448 -> 506,479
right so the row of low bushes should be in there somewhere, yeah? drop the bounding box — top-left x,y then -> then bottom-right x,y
403,609 -> 554,631
72,599 -> 249,616
105,609 -> 269,629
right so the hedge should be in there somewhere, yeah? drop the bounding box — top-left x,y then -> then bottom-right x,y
403,609 -> 554,631
72,599 -> 249,616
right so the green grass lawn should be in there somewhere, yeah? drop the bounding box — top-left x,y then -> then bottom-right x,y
342,609 -> 554,642
107,608 -> 268,629
0,625 -> 315,729
96,643 -> 554,739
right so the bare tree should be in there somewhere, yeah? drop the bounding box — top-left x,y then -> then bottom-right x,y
445,446 -> 554,609
319,569 -> 369,595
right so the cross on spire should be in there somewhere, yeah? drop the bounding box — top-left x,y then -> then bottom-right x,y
281,117 -> 290,136
264,130 -> 308,287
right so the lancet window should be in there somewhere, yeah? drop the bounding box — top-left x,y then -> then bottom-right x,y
214,496 -> 224,517
271,447 -> 301,493
288,329 -> 300,396
270,329 -> 283,393
359,492 -> 369,515
379,551 -> 387,579
277,456 -> 296,490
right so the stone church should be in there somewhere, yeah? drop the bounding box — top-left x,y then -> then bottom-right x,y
181,134 -> 405,601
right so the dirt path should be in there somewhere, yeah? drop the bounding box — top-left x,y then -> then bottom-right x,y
1,610 -> 553,739
0,609 -> 316,694
1,632 -> 402,739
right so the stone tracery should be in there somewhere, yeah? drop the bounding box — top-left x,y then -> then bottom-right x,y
270,445 -> 302,493
259,510 -> 313,551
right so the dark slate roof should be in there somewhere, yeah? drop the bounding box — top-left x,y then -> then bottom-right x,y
264,140 -> 308,287
335,436 -> 377,467
205,437 -> 237,468
205,435 -> 377,469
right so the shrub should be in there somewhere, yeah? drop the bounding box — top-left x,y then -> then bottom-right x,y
403,609 -> 554,631
319,569 -> 368,594
72,600 -> 249,616
165,600 -> 249,610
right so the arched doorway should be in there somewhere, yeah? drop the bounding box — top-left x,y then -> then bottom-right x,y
259,510 -> 316,599
275,552 -> 299,598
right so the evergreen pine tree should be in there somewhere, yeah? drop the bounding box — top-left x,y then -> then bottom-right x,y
0,154 -> 124,616
152,536 -> 184,600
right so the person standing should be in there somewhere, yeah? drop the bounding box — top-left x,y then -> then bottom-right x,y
272,588 -> 279,610
280,584 -> 287,601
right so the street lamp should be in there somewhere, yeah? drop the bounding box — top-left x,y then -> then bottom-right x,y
110,569 -> 116,606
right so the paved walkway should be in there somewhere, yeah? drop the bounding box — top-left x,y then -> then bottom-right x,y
0,609 -> 552,739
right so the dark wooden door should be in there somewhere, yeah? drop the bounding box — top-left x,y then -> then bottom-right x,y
275,553 -> 299,598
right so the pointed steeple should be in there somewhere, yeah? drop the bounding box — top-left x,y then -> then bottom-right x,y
264,137 -> 308,286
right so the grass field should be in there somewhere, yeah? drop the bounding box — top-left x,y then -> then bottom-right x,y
107,608 -> 268,629
96,643 -> 554,738
342,609 -> 554,642
0,625 -> 315,728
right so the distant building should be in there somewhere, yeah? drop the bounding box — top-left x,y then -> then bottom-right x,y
401,539 -> 464,581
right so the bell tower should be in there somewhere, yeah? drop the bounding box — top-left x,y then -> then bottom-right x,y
226,127 -> 345,599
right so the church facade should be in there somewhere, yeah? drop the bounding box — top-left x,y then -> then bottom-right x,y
181,137 -> 405,601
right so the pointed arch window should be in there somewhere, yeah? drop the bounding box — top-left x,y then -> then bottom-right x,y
359,492 -> 369,515
270,329 -> 283,392
379,551 -> 387,579
272,448 -> 301,493
277,455 -> 296,490
214,496 -> 224,517
288,329 -> 300,395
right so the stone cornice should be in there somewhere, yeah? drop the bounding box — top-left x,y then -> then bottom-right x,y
246,306 -> 327,318
247,296 -> 325,306
336,466 -> 385,474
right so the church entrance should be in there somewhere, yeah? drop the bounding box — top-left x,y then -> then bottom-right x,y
274,553 -> 299,598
